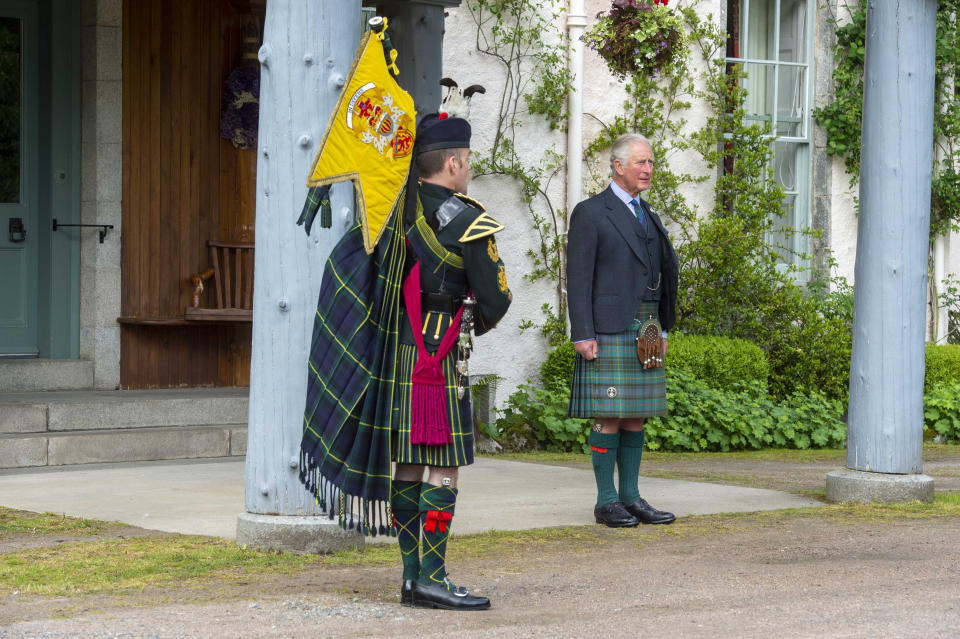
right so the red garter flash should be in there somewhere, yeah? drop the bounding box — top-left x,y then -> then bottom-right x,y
423,510 -> 453,533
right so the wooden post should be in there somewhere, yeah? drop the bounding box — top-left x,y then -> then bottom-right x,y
827,0 -> 937,503
237,0 -> 365,552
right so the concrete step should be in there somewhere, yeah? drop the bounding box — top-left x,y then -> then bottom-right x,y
0,388 -> 249,433
0,425 -> 247,468
0,358 -> 94,392
0,388 -> 249,469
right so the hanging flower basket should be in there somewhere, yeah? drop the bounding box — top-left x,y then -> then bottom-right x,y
583,0 -> 686,80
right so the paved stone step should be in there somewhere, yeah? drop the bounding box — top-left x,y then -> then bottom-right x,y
0,359 -> 94,393
0,388 -> 249,433
0,424 -> 247,469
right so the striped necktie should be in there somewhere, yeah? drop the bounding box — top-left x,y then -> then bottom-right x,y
630,199 -> 645,226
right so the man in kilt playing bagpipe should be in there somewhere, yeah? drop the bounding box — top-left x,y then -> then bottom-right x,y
567,133 -> 679,528
296,21 -> 510,611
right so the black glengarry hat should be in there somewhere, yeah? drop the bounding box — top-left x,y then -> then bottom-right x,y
416,113 -> 471,154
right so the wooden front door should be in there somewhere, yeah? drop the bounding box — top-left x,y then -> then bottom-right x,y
120,0 -> 263,388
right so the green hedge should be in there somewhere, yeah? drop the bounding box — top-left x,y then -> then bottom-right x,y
666,333 -> 769,394
926,344 -> 960,392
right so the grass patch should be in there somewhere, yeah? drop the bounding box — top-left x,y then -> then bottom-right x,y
0,536 -> 312,597
4,492 -> 960,600
0,507 -> 112,537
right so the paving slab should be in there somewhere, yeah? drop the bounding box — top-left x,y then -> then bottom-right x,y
0,457 -> 823,541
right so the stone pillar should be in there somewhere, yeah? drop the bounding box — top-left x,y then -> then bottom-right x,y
79,0 -> 123,389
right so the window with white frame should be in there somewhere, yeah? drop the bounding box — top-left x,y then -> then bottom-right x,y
727,0 -> 815,275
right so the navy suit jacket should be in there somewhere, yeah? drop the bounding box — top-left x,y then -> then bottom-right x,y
567,186 -> 679,342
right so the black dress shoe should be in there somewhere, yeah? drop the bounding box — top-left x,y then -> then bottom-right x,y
594,501 -> 639,527
624,497 -> 676,524
400,579 -> 416,606
412,578 -> 491,610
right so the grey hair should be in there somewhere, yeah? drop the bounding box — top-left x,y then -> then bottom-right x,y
610,133 -> 653,172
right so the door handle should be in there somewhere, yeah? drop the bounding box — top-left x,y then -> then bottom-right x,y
8,218 -> 26,243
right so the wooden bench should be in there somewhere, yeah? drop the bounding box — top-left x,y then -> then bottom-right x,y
184,240 -> 255,323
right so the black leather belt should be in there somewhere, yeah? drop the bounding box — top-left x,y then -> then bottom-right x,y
421,292 -> 458,314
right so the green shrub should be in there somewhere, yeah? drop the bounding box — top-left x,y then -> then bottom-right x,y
494,382 -> 590,453
666,333 -> 769,394
644,369 -> 847,452
924,382 -> 960,442
539,341 -> 577,393
763,308 -> 852,403
925,344 -> 960,392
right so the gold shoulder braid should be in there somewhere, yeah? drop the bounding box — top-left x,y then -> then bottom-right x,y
636,314 -> 664,370
459,212 -> 505,243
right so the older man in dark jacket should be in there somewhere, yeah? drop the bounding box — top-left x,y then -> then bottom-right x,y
567,133 -> 679,528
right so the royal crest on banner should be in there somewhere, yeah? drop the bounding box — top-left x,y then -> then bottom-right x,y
306,24 -> 416,253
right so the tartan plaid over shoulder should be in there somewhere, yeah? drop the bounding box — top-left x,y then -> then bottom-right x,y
299,207 -> 405,537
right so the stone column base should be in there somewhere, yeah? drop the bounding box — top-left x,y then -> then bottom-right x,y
236,512 -> 364,554
825,469 -> 934,504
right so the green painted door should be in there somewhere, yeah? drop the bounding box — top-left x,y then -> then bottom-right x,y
0,1 -> 39,356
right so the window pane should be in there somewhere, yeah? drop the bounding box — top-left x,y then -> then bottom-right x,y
0,17 -> 21,204
742,0 -> 774,60
774,141 -> 798,192
778,0 -> 807,63
742,62 -> 775,126
776,65 -> 805,137
770,141 -> 810,264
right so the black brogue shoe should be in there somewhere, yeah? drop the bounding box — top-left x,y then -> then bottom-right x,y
594,501 -> 640,527
401,579 -> 416,606
412,578 -> 491,610
624,497 -> 676,525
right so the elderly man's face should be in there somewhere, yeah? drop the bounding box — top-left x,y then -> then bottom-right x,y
613,141 -> 654,196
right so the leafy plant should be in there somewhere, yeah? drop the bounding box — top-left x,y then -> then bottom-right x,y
938,274 -> 960,345
582,0 -> 686,79
494,382 -> 591,453
924,382 -> 960,442
643,369 -> 847,452
539,340 -> 578,392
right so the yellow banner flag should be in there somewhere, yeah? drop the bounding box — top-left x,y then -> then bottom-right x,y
306,28 -> 416,253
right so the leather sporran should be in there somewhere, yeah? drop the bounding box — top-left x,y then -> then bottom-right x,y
636,316 -> 664,370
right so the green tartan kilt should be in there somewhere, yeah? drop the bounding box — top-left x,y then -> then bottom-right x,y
568,301 -> 667,419
391,342 -> 475,467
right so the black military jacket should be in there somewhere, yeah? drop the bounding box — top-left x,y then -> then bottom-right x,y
400,182 -> 511,348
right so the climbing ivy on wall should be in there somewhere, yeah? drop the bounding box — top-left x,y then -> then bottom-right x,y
814,0 -> 960,239
467,0 -> 574,345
